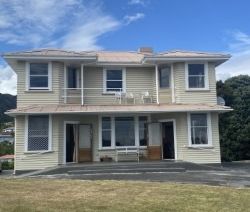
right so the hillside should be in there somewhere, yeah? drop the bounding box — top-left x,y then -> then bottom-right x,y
0,93 -> 16,123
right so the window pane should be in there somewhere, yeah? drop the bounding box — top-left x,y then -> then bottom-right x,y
30,76 -> 48,88
30,63 -> 48,75
28,115 -> 49,151
107,70 -> 122,80
67,68 -> 78,88
107,81 -> 122,91
191,127 -> 208,145
159,67 -> 170,88
191,114 -> 207,126
139,116 -> 148,146
189,76 -> 205,88
102,117 -> 111,130
102,131 -> 111,147
188,64 -> 204,75
115,117 -> 135,146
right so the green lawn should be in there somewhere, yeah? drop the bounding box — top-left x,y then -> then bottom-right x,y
0,179 -> 249,212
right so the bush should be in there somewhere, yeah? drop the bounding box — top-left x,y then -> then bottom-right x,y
1,161 -> 14,170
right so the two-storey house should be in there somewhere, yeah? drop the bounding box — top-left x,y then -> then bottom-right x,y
3,48 -> 232,173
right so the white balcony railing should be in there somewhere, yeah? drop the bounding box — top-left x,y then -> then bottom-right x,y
62,88 -> 156,105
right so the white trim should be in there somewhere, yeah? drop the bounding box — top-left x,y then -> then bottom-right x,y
81,64 -> 84,105
64,63 -> 67,104
102,67 -> 126,93
171,64 -> 175,103
63,121 -> 80,164
158,119 -> 177,160
155,64 -> 159,104
185,62 -> 209,91
187,112 -> 212,147
14,117 -> 17,173
26,62 -> 52,91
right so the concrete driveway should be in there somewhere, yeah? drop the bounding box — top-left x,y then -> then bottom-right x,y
22,161 -> 250,188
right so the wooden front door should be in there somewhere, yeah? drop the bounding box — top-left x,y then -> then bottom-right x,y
78,124 -> 92,162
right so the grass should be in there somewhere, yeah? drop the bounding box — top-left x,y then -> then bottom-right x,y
0,179 -> 249,212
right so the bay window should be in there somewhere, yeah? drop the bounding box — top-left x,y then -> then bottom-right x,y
100,116 -> 148,148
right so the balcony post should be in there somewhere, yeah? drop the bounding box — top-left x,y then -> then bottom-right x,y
155,64 -> 159,104
81,64 -> 84,105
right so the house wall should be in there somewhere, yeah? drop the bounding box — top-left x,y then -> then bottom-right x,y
151,112 -> 221,163
14,112 -> 220,171
174,62 -> 217,104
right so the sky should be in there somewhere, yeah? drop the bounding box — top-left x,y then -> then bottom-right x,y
0,0 -> 250,95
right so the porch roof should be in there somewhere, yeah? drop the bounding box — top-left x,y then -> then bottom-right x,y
5,104 -> 233,116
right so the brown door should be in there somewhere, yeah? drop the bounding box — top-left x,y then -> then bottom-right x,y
78,124 -> 92,162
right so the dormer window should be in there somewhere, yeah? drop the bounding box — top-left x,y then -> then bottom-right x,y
185,63 -> 209,90
27,62 -> 52,90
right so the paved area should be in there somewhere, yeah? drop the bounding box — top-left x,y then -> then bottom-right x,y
19,161 -> 250,188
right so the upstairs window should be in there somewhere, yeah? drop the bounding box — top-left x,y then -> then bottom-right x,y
159,67 -> 171,88
27,115 -> 50,151
28,63 -> 51,90
67,67 -> 79,88
104,69 -> 125,92
186,63 -> 208,89
190,113 -> 209,146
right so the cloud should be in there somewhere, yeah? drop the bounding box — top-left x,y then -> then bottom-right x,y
128,0 -> 145,6
0,64 -> 17,95
216,31 -> 250,81
0,0 -> 121,50
124,13 -> 145,25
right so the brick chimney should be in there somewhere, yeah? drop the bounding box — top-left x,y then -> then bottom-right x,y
138,47 -> 153,54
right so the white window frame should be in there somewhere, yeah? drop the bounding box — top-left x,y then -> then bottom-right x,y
25,114 -> 52,152
185,62 -> 209,91
98,114 -> 149,150
187,112 -> 212,147
103,68 -> 126,93
26,62 -> 52,91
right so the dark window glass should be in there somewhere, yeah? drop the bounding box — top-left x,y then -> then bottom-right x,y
30,63 -> 48,75
188,64 -> 205,88
29,63 -> 49,88
106,70 -> 123,92
102,117 -> 111,147
190,114 -> 208,145
139,116 -> 148,146
159,67 -> 170,88
67,68 -> 78,88
28,115 -> 49,151
115,117 -> 135,146
30,76 -> 48,88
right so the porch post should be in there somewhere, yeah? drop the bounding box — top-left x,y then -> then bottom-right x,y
81,64 -> 84,105
64,63 -> 67,104
155,64 -> 159,104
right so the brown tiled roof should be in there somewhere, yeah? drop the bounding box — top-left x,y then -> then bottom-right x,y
5,104 -> 232,116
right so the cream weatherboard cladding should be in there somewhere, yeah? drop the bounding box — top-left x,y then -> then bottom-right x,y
15,61 -> 64,107
174,62 -> 217,104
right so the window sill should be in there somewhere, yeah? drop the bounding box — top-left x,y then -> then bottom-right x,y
185,89 -> 210,92
187,146 -> 214,149
25,90 -> 53,93
24,150 -> 54,154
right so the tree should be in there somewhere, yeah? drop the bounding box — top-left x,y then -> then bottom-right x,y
217,75 -> 250,161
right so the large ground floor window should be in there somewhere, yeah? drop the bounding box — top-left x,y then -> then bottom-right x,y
100,115 -> 148,148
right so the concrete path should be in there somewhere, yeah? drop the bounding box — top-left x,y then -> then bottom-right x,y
24,161 -> 250,188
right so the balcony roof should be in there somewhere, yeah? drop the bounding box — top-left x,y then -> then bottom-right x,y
5,103 -> 232,117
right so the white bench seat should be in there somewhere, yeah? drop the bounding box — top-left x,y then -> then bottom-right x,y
115,147 -> 140,162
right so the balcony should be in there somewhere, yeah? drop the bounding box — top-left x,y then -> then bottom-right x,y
62,88 -> 156,105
